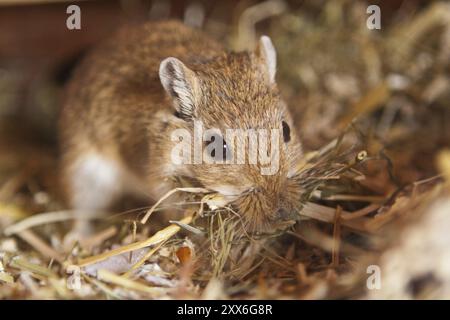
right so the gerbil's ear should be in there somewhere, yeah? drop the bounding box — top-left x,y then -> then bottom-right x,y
256,36 -> 277,85
159,57 -> 200,120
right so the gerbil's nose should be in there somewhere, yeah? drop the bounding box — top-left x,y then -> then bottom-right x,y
277,208 -> 290,219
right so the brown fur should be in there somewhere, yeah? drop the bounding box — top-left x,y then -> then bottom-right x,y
59,20 -> 303,233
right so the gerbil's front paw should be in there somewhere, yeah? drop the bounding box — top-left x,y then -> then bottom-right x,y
63,220 -> 94,251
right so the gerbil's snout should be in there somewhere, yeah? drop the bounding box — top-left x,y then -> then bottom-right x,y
276,208 -> 290,219
232,177 -> 302,233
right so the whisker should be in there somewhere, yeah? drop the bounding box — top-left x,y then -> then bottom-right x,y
105,200 -> 207,221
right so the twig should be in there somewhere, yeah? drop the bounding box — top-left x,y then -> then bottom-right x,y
301,202 -> 372,232
122,241 -> 166,278
4,210 -> 103,236
78,215 -> 193,267
140,187 -> 209,224
331,206 -> 342,268
17,229 -> 64,262
97,269 -> 167,296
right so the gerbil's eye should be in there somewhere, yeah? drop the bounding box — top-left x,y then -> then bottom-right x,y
173,111 -> 183,119
282,121 -> 291,143
205,134 -> 230,162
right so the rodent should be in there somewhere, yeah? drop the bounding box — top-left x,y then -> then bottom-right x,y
59,20 -> 303,234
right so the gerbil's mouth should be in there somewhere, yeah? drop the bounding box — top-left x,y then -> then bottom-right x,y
227,194 -> 299,234
201,178 -> 303,234
238,177 -> 305,233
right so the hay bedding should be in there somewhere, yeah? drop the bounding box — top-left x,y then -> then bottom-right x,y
1,1 -> 450,299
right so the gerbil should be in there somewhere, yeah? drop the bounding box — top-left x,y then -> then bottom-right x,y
59,20 -> 303,235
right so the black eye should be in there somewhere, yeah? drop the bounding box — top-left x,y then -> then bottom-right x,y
173,111 -> 182,118
282,121 -> 291,143
205,134 -> 230,162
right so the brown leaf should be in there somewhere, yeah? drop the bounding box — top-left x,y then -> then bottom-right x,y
176,247 -> 192,264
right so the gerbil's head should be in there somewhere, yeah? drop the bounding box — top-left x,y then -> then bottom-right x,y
159,36 -> 303,233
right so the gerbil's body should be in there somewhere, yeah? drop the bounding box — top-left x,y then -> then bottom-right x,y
60,20 -> 303,233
